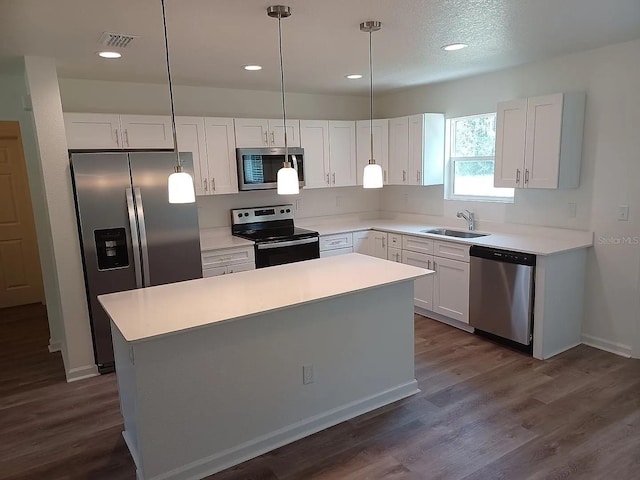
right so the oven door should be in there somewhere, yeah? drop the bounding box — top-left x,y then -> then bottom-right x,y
237,148 -> 305,191
255,237 -> 319,268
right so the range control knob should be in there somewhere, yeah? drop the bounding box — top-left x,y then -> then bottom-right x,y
280,209 -> 285,213
286,209 -> 291,213
244,213 -> 249,217
237,213 -> 242,218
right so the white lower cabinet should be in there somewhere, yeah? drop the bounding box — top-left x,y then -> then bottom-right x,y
387,247 -> 402,263
401,235 -> 470,324
319,233 -> 353,257
371,231 -> 388,259
201,246 -> 255,278
432,256 -> 470,323
353,231 -> 388,259
320,247 -> 353,258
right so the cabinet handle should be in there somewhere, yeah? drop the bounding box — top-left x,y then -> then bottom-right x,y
332,173 -> 336,185
525,169 -> 529,185
204,178 -> 208,192
124,129 -> 130,147
114,129 -> 119,147
403,170 -> 406,182
516,168 -> 521,184
427,259 -> 430,269
384,170 -> 387,183
416,170 -> 420,183
264,132 -> 269,145
212,178 -> 216,191
326,173 -> 330,185
382,237 -> 386,248
271,131 -> 275,144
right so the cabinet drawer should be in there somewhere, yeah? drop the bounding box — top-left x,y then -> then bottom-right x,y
388,233 -> 402,248
401,250 -> 433,269
202,246 -> 255,267
203,265 -> 227,278
227,262 -> 255,274
320,233 -> 353,251
388,247 -> 402,263
434,241 -> 470,262
320,247 -> 353,258
402,235 -> 434,254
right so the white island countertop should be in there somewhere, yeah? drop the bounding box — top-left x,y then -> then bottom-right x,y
99,253 -> 431,343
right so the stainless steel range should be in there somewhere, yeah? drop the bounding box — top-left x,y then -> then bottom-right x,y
231,205 -> 319,268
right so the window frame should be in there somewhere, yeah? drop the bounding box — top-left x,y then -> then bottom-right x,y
444,113 -> 514,204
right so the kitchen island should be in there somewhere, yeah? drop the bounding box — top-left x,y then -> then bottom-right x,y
99,254 -> 431,480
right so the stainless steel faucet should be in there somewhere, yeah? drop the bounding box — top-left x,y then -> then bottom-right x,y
457,210 -> 475,230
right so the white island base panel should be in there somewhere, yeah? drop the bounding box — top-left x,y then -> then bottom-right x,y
112,281 -> 418,480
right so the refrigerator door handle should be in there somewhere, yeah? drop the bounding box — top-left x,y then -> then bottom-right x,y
125,187 -> 143,289
134,187 -> 151,287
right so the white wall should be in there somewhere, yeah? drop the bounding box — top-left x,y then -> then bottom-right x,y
58,78 -> 369,120
0,68 -> 64,351
24,57 -> 98,381
377,38 -> 640,357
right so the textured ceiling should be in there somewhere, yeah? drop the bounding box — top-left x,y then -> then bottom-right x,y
1,0 -> 639,94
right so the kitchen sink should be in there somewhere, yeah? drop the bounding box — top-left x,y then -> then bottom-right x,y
421,228 -> 489,239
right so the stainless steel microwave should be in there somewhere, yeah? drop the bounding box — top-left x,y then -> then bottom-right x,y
236,147 -> 305,191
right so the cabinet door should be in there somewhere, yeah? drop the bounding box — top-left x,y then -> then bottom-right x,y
524,94 -> 563,189
414,113 -> 445,186
402,250 -> 434,311
433,256 -> 469,323
356,119 -> 389,185
234,118 -> 270,147
203,266 -> 227,278
176,117 -> 209,196
371,231 -> 388,259
204,117 -> 238,194
328,121 -> 357,187
387,247 -> 402,263
388,116 -> 409,185
300,120 -> 330,189
353,231 -> 371,256
269,120 -> 301,147
227,262 -> 255,274
64,113 -> 121,149
494,99 -> 527,188
119,115 -> 173,149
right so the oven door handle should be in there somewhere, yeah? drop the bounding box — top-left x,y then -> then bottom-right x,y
257,237 -> 319,250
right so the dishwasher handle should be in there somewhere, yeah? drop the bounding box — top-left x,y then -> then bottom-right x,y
469,245 -> 536,266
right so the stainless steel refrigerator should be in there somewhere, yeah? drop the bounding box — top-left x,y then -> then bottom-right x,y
71,152 -> 202,373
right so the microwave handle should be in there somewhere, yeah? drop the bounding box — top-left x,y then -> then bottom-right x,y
291,154 -> 298,171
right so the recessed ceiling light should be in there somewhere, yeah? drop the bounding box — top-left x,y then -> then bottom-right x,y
243,65 -> 263,71
98,51 -> 122,59
442,43 -> 468,51
345,74 -> 363,80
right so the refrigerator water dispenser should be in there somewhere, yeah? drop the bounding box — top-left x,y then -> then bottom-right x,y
94,228 -> 129,270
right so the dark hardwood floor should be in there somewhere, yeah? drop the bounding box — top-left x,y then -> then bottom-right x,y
1,303 -> 639,479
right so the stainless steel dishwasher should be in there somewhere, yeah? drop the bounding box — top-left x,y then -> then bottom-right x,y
469,246 -> 536,351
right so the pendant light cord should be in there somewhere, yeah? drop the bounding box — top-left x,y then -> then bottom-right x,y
277,15 -> 290,167
161,0 -> 181,169
369,30 -> 374,164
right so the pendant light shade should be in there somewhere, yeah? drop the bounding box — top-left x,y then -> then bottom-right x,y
269,5 -> 299,195
168,165 -> 196,204
363,163 -> 383,189
161,0 -> 195,204
361,20 -> 383,189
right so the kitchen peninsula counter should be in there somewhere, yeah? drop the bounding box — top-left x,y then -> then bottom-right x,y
99,254 -> 430,480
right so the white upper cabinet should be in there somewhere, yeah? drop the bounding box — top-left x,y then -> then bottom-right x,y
328,121 -> 357,187
64,113 -> 174,150
388,116 -> 410,185
388,114 -> 444,186
234,119 -> 300,148
119,115 -> 174,149
204,117 -> 238,195
494,92 -> 585,189
64,113 -> 121,149
356,119 -> 389,185
412,113 -> 445,186
300,120 -> 330,188
176,117 -> 208,196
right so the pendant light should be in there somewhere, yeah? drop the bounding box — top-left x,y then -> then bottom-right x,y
161,0 -> 195,204
361,20 -> 383,189
268,5 -> 299,195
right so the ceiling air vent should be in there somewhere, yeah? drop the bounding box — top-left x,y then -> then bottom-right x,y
98,32 -> 139,49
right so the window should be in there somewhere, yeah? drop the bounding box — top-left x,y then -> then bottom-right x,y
446,113 -> 514,202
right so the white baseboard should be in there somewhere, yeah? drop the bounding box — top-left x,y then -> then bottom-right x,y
48,339 -> 62,353
582,334 -> 632,358
66,364 -> 99,382
415,307 -> 475,333
144,380 -> 420,480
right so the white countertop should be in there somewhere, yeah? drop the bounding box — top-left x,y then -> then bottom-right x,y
298,219 -> 593,256
99,254 -> 431,343
200,227 -> 254,251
